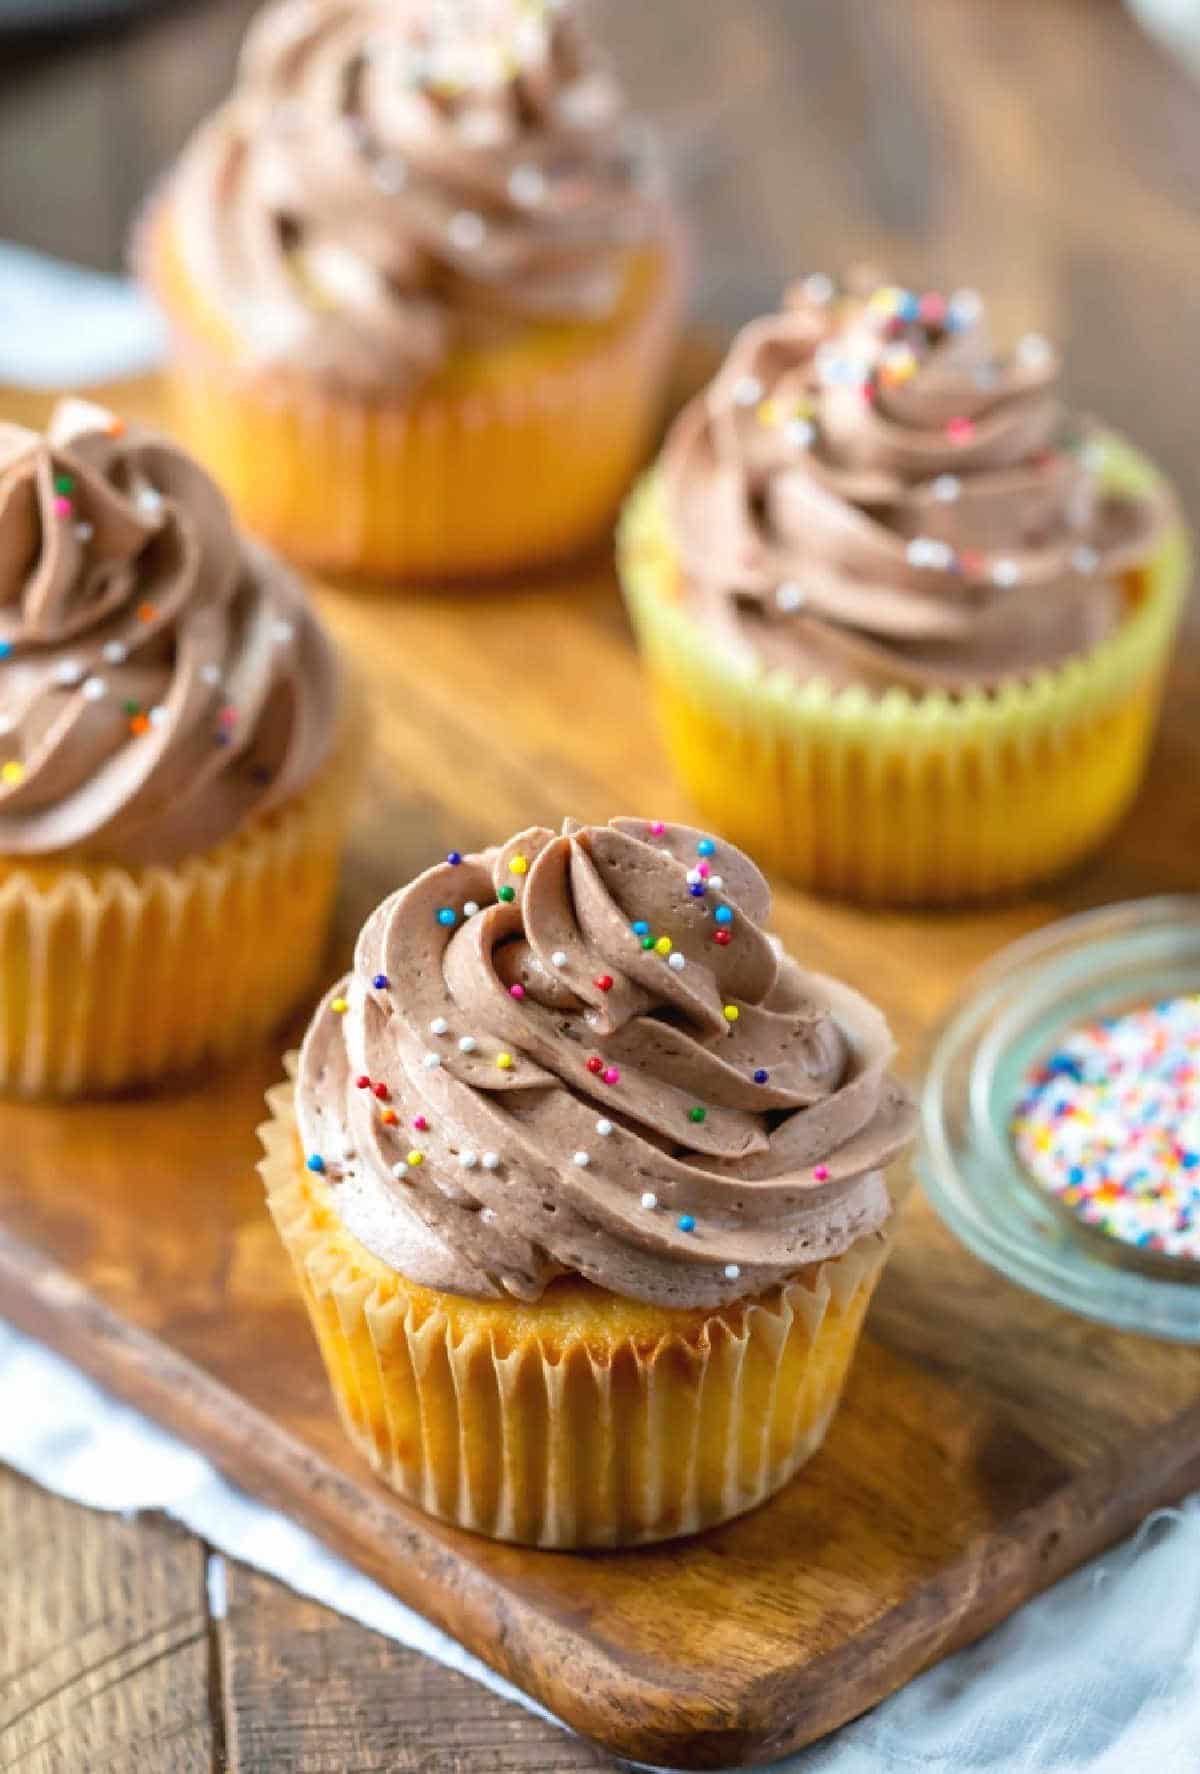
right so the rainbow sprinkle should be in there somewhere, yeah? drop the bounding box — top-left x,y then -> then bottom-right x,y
1011,995 -> 1200,1262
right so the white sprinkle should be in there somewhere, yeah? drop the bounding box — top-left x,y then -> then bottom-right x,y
463,901 -> 481,917
1016,332 -> 1052,369
82,676 -> 106,701
448,210 -> 486,252
776,581 -> 806,613
667,952 -> 686,972
458,1035 -> 478,1053
947,287 -> 982,328
148,704 -> 169,727
391,1161 -> 409,1180
74,521 -> 94,543
640,1191 -> 658,1210
481,1151 -> 500,1170
508,163 -> 547,207
53,660 -> 83,686
932,474 -> 961,503
429,1017 -> 449,1035
801,272 -> 835,305
724,1263 -> 741,1281
991,558 -> 1021,587
550,950 -> 568,967
271,619 -> 295,644
596,1118 -> 614,1136
423,1053 -> 442,1070
573,1151 -> 591,1168
907,537 -> 955,571
1081,441 -> 1105,473
1072,544 -> 1099,574
686,868 -> 702,885
136,486 -> 163,515
372,155 -> 407,195
459,1150 -> 479,1169
201,663 -> 222,686
708,875 -> 724,891
732,375 -> 763,408
102,641 -> 128,665
785,418 -> 816,450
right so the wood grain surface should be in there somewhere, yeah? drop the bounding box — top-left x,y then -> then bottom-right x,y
2,1 -> 1200,1770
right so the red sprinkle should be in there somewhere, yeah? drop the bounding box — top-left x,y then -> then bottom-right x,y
595,974 -> 614,992
714,929 -> 732,946
946,416 -> 975,444
373,1082 -> 390,1101
586,1056 -> 604,1074
355,1075 -> 371,1090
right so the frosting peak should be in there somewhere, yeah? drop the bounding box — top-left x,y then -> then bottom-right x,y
166,0 -> 663,391
662,274 -> 1165,693
297,819 -> 914,1307
0,400 -> 338,864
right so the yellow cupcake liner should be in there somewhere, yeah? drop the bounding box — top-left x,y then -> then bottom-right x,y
618,441 -> 1191,905
259,1076 -> 894,1549
144,208 -> 685,582
0,726 -> 360,1098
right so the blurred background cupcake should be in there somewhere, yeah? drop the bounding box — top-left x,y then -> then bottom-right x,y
259,816 -> 915,1547
139,0 -> 686,583
619,273 -> 1190,905
0,398 -> 354,1095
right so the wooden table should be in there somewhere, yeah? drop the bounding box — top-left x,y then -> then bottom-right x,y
2,2 -> 1198,1769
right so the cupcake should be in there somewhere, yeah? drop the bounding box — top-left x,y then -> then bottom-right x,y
140,0 -> 684,582
619,274 -> 1190,904
0,399 -> 352,1095
259,817 -> 915,1548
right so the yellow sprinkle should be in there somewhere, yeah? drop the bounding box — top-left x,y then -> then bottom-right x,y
1,761 -> 24,786
406,1150 -> 424,1166
868,284 -> 905,314
755,398 -> 782,429
496,1052 -> 514,1070
330,997 -> 348,1015
723,1005 -> 740,1022
509,854 -> 528,875
654,936 -> 672,955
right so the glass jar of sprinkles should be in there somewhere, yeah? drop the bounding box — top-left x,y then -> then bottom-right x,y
920,897 -> 1200,1342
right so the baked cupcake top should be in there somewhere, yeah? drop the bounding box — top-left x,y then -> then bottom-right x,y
661,273 -> 1165,694
164,0 -> 664,393
296,818 -> 914,1307
0,400 -> 339,865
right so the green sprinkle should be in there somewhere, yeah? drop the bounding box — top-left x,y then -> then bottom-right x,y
640,936 -> 655,950
688,1106 -> 707,1124
122,699 -> 140,716
54,474 -> 74,495
497,884 -> 516,903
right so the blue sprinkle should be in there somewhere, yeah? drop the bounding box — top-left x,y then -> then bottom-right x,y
696,837 -> 716,857
447,851 -> 463,865
1068,1166 -> 1084,1186
632,919 -> 650,936
753,1068 -> 769,1085
677,1214 -> 696,1233
306,1154 -> 326,1173
0,642 -> 12,661
372,974 -> 390,990
436,907 -> 457,927
688,882 -> 706,897
714,906 -> 733,926
898,291 -> 921,321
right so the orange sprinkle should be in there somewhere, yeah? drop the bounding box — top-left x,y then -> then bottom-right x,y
106,417 -> 126,438
129,714 -> 150,736
137,602 -> 159,624
380,1108 -> 398,1125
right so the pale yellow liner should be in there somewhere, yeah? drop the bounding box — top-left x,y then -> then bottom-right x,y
0,727 -> 359,1098
618,439 -> 1191,905
144,208 -> 686,582
260,1076 -> 895,1548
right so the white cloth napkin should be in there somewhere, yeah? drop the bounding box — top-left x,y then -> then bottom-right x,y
4,241 -> 1200,1769
3,1316 -> 1200,1774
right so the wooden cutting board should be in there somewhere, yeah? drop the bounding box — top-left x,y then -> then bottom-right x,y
1,377 -> 1199,1770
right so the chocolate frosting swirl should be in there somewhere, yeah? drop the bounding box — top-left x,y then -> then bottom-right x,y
661,274 -> 1166,693
297,818 -> 914,1307
0,400 -> 339,864
166,0 -> 663,392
